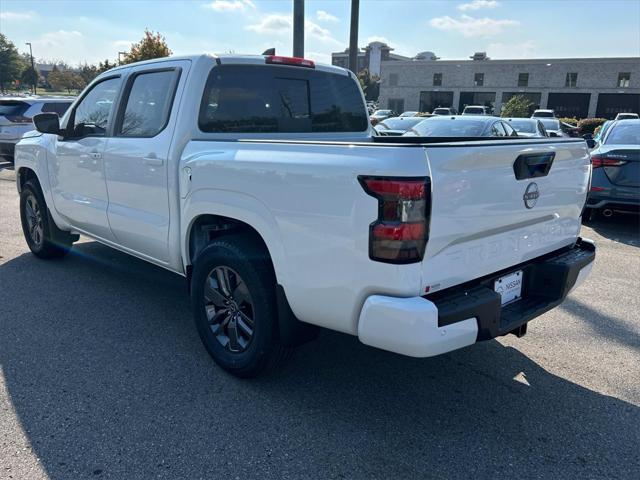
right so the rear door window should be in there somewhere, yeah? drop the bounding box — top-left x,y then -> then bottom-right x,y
117,69 -> 179,137
199,65 -> 367,133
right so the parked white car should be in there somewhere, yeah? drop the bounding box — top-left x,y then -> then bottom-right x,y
0,97 -> 74,162
614,112 -> 639,121
15,54 -> 595,377
531,109 -> 556,118
462,105 -> 491,116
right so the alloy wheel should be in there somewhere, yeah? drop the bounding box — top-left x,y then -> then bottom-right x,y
24,193 -> 44,247
203,266 -> 255,353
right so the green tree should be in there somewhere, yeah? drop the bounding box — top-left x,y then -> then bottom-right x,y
0,34 -> 25,92
121,29 -> 171,64
97,59 -> 116,73
357,69 -> 380,102
47,66 -> 80,93
500,95 -> 534,118
78,62 -> 99,85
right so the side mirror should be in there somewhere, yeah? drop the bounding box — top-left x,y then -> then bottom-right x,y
33,113 -> 61,135
549,131 -> 559,137
585,138 -> 596,149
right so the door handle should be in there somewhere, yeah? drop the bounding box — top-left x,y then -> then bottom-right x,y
513,152 -> 555,180
143,156 -> 164,166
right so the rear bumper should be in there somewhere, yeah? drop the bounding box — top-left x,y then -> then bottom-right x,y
358,238 -> 596,357
586,196 -> 640,213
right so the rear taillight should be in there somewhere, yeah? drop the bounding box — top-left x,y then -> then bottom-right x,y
591,154 -> 627,168
359,176 -> 430,264
265,55 -> 315,68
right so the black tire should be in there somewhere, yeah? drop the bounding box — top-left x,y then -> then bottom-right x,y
190,236 -> 289,377
19,179 -> 77,259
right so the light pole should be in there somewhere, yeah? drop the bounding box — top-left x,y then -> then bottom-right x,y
25,42 -> 36,95
348,0 -> 360,74
293,0 -> 304,58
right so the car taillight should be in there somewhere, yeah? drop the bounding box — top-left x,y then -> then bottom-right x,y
591,154 -> 627,168
5,115 -> 32,124
359,176 -> 431,264
265,55 -> 315,68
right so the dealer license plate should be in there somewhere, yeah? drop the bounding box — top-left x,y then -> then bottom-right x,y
494,270 -> 523,306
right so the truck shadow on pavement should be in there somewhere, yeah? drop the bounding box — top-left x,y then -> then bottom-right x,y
0,242 -> 638,479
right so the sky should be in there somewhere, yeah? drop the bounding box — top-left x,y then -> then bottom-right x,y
1,0 -> 639,66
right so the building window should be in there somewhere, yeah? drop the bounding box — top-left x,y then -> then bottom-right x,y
433,73 -> 442,86
518,73 -> 529,87
389,73 -> 398,86
618,72 -> 631,88
474,73 -> 484,87
565,72 -> 578,87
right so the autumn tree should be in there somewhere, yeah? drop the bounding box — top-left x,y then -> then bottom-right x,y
0,34 -> 25,92
121,29 -> 171,64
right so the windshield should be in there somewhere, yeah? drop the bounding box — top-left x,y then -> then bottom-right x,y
534,111 -> 554,118
433,108 -> 450,114
379,117 -> 425,130
0,101 -> 29,117
409,118 -> 487,137
540,119 -> 560,130
464,107 -> 484,114
605,123 -> 640,145
508,120 -> 537,133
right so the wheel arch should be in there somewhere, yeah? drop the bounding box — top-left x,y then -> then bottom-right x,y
181,190 -> 289,288
17,166 -> 40,193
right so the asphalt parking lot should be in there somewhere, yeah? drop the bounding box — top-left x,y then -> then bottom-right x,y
0,160 -> 639,480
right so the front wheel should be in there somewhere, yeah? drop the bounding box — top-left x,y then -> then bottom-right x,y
20,180 -> 76,259
190,237 -> 289,377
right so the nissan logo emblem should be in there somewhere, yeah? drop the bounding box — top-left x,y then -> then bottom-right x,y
523,182 -> 539,209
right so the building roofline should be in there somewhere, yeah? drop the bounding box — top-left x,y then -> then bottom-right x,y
384,56 -> 640,65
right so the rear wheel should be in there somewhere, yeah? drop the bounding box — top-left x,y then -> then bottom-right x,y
20,180 -> 76,259
190,237 -> 289,377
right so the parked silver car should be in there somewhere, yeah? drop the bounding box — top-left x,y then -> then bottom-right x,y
505,118 -> 548,137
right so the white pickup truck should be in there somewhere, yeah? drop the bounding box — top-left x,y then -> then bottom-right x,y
15,54 -> 595,377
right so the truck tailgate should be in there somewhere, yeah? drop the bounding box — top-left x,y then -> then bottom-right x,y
420,139 -> 591,294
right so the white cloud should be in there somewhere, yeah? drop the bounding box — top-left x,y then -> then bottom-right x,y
429,14 -> 519,37
306,51 -> 331,64
487,40 -> 538,59
316,10 -> 338,22
247,14 -> 291,35
457,0 -> 499,11
203,0 -> 255,12
0,10 -> 37,21
112,39 -> 134,48
247,14 -> 341,45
